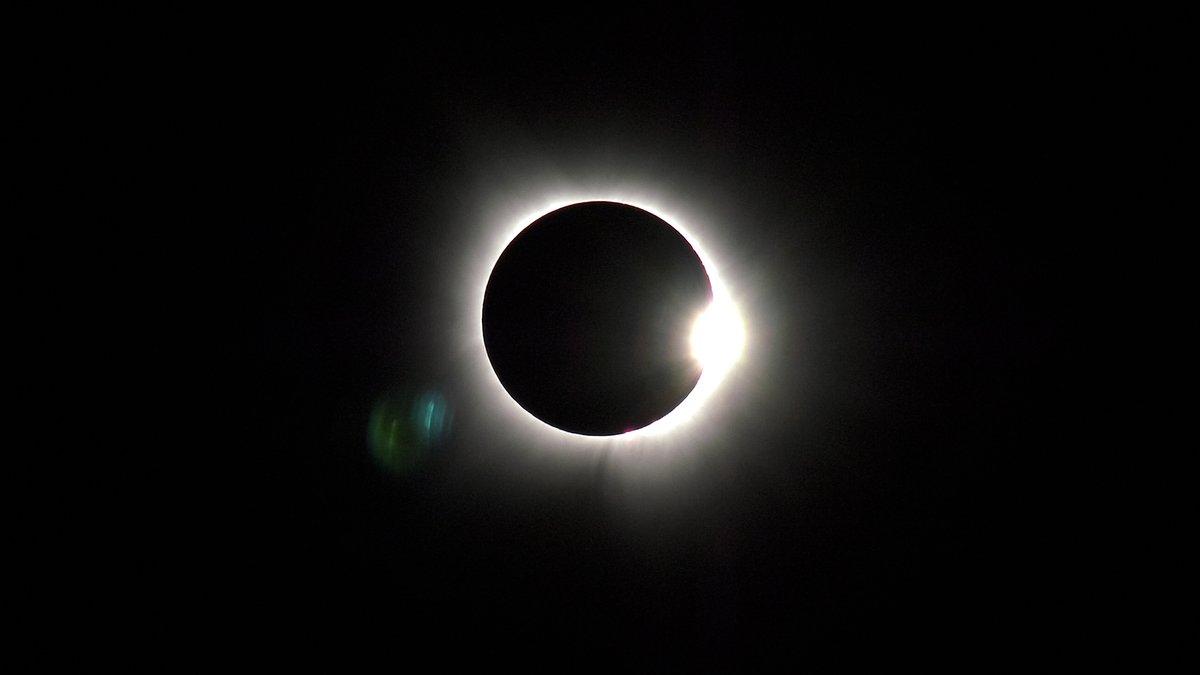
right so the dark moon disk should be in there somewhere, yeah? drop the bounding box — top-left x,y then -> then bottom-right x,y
482,201 -> 713,436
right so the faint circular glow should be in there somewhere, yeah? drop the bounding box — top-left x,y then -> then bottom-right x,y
460,187 -> 749,452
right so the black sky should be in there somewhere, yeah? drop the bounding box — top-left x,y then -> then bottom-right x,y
225,9 -> 1086,669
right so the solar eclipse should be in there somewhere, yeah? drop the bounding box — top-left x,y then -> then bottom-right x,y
477,198 -> 744,442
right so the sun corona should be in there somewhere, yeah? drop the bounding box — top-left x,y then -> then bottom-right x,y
463,189 -> 747,450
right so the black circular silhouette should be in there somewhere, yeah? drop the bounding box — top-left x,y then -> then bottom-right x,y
482,201 -> 713,435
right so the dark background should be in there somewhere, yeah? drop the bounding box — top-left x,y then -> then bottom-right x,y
218,8 -> 1095,669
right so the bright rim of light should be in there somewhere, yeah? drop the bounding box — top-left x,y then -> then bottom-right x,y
460,187 -> 748,451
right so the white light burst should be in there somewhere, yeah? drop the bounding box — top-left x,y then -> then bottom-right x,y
690,299 -> 744,377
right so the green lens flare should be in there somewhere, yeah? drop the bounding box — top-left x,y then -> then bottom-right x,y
368,389 -> 452,473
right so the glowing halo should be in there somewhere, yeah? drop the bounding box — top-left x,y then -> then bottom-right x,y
457,185 -> 750,455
